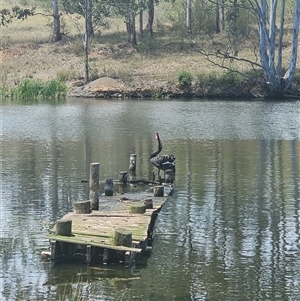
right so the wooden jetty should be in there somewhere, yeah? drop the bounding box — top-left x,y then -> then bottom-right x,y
46,161 -> 175,267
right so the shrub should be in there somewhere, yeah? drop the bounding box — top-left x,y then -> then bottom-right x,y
178,70 -> 192,89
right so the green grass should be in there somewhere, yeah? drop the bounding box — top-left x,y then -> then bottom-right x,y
7,78 -> 68,101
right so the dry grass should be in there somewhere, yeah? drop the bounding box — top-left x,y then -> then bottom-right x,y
1,0 -> 299,91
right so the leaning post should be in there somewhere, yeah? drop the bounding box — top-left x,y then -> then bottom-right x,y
89,163 -> 99,210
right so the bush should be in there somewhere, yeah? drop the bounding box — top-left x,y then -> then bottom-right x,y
178,70 -> 192,89
221,71 -> 243,87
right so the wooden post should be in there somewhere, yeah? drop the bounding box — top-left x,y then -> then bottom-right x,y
103,248 -> 110,264
125,251 -> 137,267
118,171 -> 128,184
114,228 -> 132,247
104,178 -> 114,196
74,200 -> 91,214
165,169 -> 175,183
86,245 -> 92,265
144,198 -> 153,209
129,204 -> 146,214
56,219 -> 72,236
154,185 -> 164,197
50,240 -> 57,260
129,154 -> 137,172
89,163 -> 99,210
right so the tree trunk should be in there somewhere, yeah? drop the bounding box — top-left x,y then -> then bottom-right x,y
283,0 -> 300,89
139,0 -> 143,37
221,0 -> 225,30
83,0 -> 89,83
145,0 -> 154,37
215,0 -> 220,33
130,8 -> 137,46
277,0 -> 285,76
186,0 -> 192,34
255,0 -> 300,95
125,1 -> 137,47
52,0 -> 61,42
86,0 -> 94,37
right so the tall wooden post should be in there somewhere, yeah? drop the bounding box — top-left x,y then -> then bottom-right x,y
89,163 -> 99,210
129,154 -> 137,172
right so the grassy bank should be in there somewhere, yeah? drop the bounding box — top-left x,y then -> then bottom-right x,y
1,0 -> 299,99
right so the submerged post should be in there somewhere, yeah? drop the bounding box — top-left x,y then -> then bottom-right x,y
119,171 -> 128,184
144,198 -> 153,209
89,163 -> 99,210
154,185 -> 164,197
165,169 -> 175,183
129,154 -> 137,172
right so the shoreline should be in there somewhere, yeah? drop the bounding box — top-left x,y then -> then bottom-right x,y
67,76 -> 259,100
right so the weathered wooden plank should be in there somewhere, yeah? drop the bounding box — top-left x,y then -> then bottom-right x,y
46,234 -> 142,253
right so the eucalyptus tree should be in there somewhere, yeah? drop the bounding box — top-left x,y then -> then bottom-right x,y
252,0 -> 300,96
201,0 -> 300,98
62,0 -> 111,36
62,0 -> 112,82
108,0 -> 139,45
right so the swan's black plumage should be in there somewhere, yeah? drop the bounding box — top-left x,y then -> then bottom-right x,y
150,132 -> 175,176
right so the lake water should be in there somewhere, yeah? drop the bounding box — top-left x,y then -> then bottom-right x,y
0,98 -> 299,301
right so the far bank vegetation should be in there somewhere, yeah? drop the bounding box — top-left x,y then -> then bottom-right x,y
1,0 -> 299,100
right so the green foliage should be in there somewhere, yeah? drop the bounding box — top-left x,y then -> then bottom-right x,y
292,71 -> 300,87
178,70 -> 192,89
62,0 -> 111,28
11,78 -> 68,101
221,71 -> 243,87
12,6 -> 36,20
191,1 -> 216,35
0,86 -> 10,100
1,5 -> 35,27
0,8 -> 13,26
152,87 -> 170,99
196,71 -> 244,90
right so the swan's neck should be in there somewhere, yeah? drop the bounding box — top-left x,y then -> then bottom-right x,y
150,137 -> 162,158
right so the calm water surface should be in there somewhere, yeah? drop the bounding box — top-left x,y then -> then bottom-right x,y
1,99 -> 299,301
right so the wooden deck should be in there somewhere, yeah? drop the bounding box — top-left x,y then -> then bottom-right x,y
46,189 -> 171,266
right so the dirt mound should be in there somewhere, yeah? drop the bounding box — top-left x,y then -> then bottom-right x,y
68,77 -> 125,98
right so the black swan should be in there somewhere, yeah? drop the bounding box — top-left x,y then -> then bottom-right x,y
150,132 -> 175,176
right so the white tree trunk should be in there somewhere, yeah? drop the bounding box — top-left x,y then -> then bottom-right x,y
276,0 -> 285,76
186,0 -> 192,34
254,0 -> 300,95
283,0 -> 300,88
